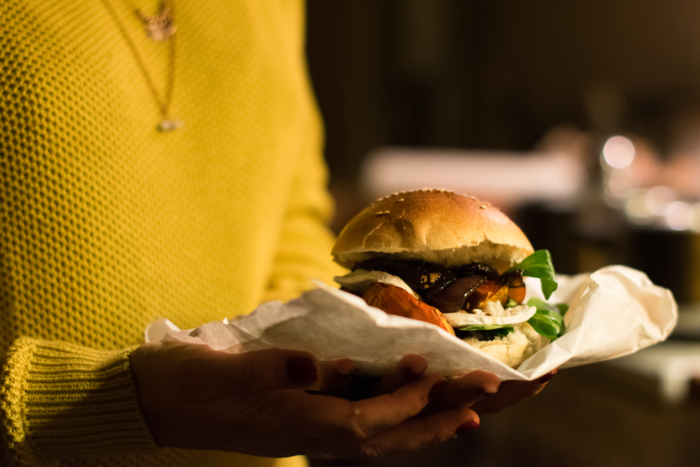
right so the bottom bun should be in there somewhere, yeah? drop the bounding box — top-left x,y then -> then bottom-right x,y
462,323 -> 546,369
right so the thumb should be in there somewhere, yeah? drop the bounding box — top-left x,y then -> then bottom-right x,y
190,348 -> 319,397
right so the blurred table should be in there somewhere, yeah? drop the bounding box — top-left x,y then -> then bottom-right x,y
360,147 -> 586,213
605,300 -> 700,406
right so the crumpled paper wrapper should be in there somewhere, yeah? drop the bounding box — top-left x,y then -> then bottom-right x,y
147,265 -> 677,381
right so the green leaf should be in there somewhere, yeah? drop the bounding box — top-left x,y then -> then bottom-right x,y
527,298 -> 558,312
457,324 -> 512,331
457,326 -> 515,339
505,298 -> 518,308
556,303 -> 568,336
526,298 -> 568,339
556,303 -> 569,317
490,326 -> 515,338
527,309 -> 563,341
507,250 -> 558,299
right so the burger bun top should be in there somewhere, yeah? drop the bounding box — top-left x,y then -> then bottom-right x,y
332,189 -> 533,271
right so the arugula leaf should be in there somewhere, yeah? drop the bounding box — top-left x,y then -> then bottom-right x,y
526,298 -> 568,340
526,297 -> 558,312
527,309 -> 563,341
556,303 -> 569,317
458,324 -> 512,331
507,250 -> 558,299
558,319 -> 567,337
457,325 -> 515,339
490,327 -> 515,338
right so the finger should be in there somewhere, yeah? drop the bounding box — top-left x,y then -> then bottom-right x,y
286,373 -> 446,441
180,348 -> 320,399
354,408 -> 479,459
319,359 -> 356,393
373,354 -> 427,396
471,369 -> 556,414
428,370 -> 500,410
353,373 -> 448,437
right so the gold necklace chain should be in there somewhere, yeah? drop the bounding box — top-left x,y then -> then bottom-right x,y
100,0 -> 182,132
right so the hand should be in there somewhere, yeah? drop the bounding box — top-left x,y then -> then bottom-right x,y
428,369 -> 557,414
470,370 -> 556,414
371,356 -> 499,409
372,355 -> 556,414
130,342 -> 480,459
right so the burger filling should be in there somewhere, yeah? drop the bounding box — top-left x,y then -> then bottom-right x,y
335,250 -> 565,342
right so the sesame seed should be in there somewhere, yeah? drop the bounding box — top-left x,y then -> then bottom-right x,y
480,205 -> 486,209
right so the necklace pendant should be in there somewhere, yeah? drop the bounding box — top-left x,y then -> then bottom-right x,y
138,3 -> 177,41
145,21 -> 177,42
158,118 -> 183,133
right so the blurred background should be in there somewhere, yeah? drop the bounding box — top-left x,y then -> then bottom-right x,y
305,1 -> 700,466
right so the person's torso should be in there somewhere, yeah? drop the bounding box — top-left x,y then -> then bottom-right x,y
0,0 -> 313,354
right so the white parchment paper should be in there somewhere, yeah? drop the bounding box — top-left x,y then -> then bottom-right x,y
147,265 -> 677,381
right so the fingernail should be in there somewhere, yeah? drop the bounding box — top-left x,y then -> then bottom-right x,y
428,380 -> 448,402
286,357 -> 317,385
538,369 -> 557,384
405,360 -> 427,382
336,360 -> 355,380
456,420 -> 480,434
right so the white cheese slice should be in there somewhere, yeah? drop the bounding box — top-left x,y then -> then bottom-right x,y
444,304 -> 536,328
334,269 -> 421,299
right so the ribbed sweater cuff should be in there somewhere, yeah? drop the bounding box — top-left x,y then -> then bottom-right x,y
1,338 -> 157,462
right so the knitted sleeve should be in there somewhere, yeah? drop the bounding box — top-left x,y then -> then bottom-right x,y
262,105 -> 346,304
0,338 -> 157,466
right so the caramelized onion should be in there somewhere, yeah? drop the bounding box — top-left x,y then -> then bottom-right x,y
354,259 -> 454,293
425,275 -> 486,314
502,269 -> 526,304
465,281 -> 509,311
354,260 -> 525,312
456,262 -> 500,281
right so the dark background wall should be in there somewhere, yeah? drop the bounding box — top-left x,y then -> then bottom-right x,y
307,0 -> 700,184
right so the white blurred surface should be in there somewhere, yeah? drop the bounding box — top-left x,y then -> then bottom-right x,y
360,147 -> 586,208
607,340 -> 700,405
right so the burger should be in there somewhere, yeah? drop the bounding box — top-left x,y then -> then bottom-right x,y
331,189 -> 563,368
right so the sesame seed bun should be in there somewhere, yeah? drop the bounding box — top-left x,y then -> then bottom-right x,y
332,189 -> 534,271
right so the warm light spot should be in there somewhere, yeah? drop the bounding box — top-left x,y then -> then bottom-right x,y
665,201 -> 692,231
606,170 -> 635,198
624,192 -> 653,224
645,186 -> 676,216
602,135 -> 635,169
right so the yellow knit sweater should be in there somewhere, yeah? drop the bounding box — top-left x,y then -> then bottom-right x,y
0,0 -> 340,465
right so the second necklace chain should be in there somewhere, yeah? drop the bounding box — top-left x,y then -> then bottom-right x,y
101,0 -> 182,132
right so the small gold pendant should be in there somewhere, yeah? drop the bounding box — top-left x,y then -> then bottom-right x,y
158,119 -> 183,133
138,3 -> 177,41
